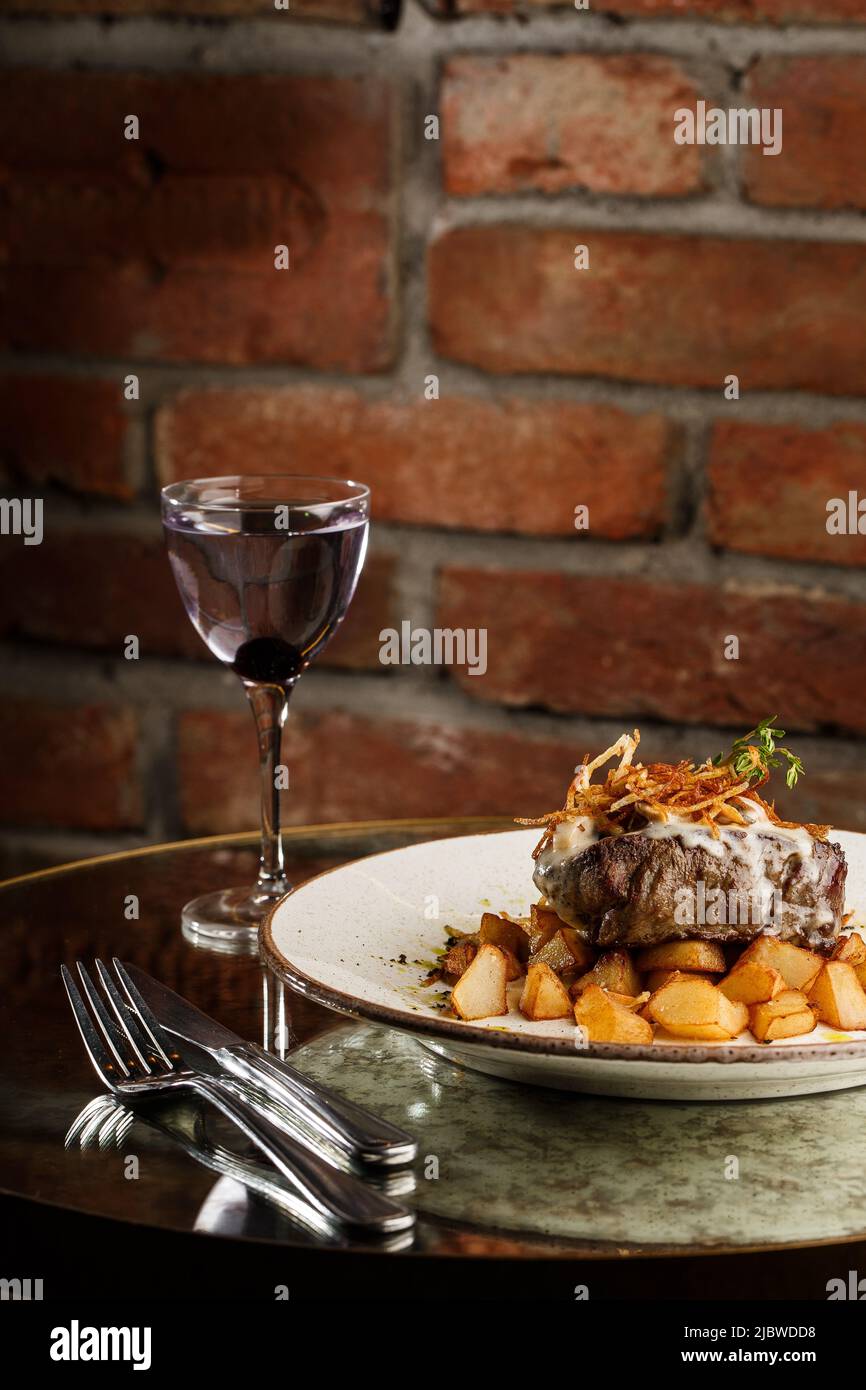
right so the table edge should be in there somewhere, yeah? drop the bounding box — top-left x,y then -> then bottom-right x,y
0,816 -> 516,890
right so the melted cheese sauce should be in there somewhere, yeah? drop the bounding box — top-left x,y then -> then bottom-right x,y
543,816 -> 600,865
642,801 -> 816,860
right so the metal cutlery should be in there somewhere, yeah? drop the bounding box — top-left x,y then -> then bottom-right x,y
65,1094 -> 345,1243
62,960 -> 414,1236
65,1092 -> 416,1251
118,960 -> 417,1168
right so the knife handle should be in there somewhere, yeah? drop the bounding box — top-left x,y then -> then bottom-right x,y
216,1042 -> 417,1168
189,1075 -> 414,1236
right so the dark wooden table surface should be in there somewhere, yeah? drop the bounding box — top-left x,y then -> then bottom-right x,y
1,818 -> 861,1301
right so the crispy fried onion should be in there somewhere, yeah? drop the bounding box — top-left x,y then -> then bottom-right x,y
516,730 -> 829,860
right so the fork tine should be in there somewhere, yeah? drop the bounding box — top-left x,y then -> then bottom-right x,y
94,958 -> 163,1073
64,1095 -> 111,1149
79,1103 -> 113,1149
97,1105 -> 133,1150
61,964 -> 129,1087
75,962 -> 143,1077
112,958 -> 179,1069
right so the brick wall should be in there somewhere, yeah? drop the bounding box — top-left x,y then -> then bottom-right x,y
2,0 -> 866,874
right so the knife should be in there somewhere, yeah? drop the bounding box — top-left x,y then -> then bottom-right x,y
118,961 -> 417,1168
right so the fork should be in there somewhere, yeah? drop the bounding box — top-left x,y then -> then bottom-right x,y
61,960 -> 414,1236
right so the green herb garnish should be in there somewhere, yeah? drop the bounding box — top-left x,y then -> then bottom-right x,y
714,715 -> 804,790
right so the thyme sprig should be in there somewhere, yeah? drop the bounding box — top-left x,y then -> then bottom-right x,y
714,715 -> 805,790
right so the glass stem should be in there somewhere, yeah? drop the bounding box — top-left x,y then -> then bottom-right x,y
244,680 -> 292,900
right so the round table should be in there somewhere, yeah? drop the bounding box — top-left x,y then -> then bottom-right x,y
3,818 -> 864,1301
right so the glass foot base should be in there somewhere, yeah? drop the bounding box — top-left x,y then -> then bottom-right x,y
181,884 -> 290,954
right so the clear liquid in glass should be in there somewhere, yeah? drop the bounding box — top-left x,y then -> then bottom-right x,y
164,503 -> 369,685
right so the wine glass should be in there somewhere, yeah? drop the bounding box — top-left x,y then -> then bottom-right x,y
161,475 -> 370,949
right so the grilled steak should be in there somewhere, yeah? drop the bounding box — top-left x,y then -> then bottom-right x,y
533,827 -> 847,950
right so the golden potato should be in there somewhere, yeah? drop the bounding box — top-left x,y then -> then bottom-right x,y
808,961 -> 866,1032
608,990 -> 651,1012
479,912 -> 530,962
735,935 -> 822,994
519,962 -> 573,1021
572,949 -> 642,999
718,960 -> 785,1006
440,941 -> 477,983
531,926 -> 595,975
522,907 -> 555,957
450,943 -> 508,1021
645,974 -> 748,1041
644,968 -> 714,992
635,940 -> 726,974
831,933 -> 866,968
750,992 -> 816,1042
750,988 -> 810,1017
573,984 -> 654,1044
753,1011 -> 817,1042
500,947 -> 524,982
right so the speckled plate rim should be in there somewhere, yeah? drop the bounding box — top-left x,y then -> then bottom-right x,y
260,827 -> 866,1068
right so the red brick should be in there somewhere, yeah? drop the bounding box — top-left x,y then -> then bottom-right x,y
1,71 -> 391,197
449,1 -> 866,19
428,225 -> 866,395
10,174 -> 324,272
0,534 -> 199,659
177,707 -> 581,833
1,73 -> 395,368
436,568 -> 866,734
708,421 -> 866,568
0,701 -> 142,830
320,554 -> 398,670
156,386 -> 673,540
743,58 -> 866,211
0,532 -> 394,671
0,375 -> 132,500
179,706 -> 866,836
442,54 -> 703,198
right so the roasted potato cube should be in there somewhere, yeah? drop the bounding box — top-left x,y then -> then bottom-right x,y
524,904 -> 562,956
646,975 -> 748,1041
808,961 -> 866,1031
519,962 -> 573,1021
750,988 -> 810,1017
440,941 -> 477,982
608,990 -> 651,1012
750,994 -> 816,1042
527,902 -> 591,953
572,949 -> 642,999
500,946 -> 524,982
644,968 -> 714,992
562,927 -> 595,971
479,912 -> 530,963
450,943 -> 508,1021
645,969 -> 676,993
736,935 -> 822,994
531,926 -> 594,975
718,960 -> 785,1006
831,933 -> 866,968
573,984 -> 654,1044
755,1011 -> 817,1042
635,940 -> 726,974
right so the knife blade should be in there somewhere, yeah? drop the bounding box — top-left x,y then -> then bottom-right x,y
118,961 -> 417,1168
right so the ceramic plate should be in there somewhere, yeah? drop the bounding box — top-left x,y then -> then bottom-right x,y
261,827 -> 866,1100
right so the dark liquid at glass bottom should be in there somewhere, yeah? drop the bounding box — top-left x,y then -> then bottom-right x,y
164,514 -> 369,684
